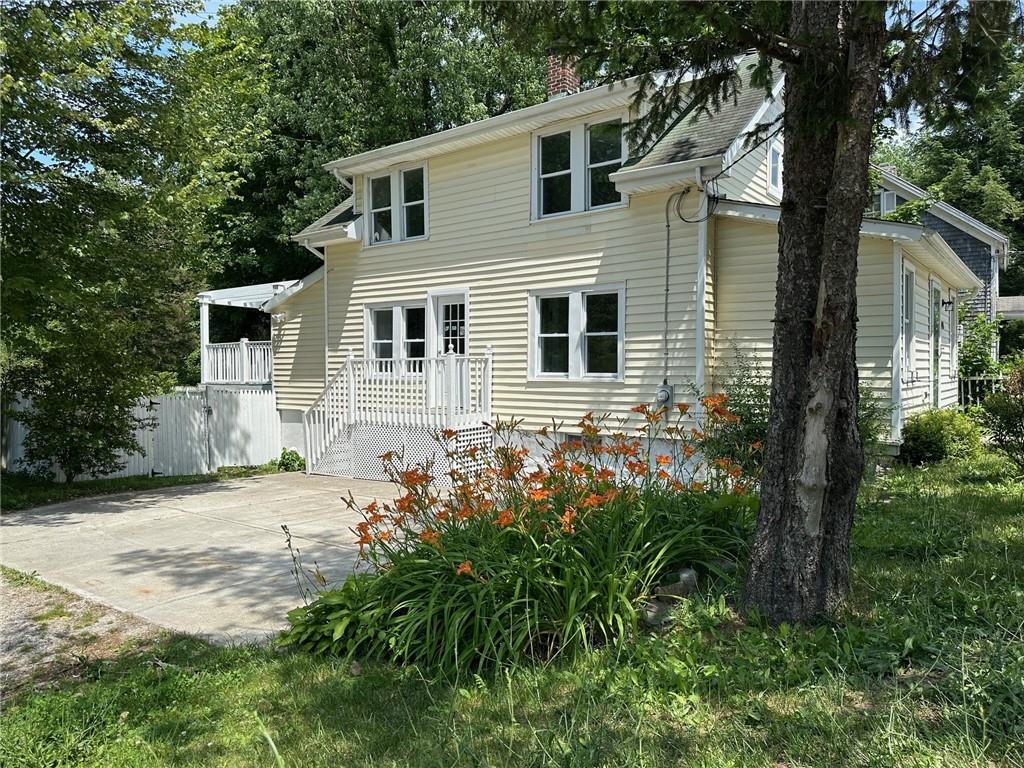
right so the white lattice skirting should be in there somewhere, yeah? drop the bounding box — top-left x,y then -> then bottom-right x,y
310,422 -> 492,484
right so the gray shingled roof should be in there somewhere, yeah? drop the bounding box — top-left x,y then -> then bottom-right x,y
625,55 -> 774,171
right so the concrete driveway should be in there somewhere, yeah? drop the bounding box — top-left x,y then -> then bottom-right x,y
0,473 -> 396,643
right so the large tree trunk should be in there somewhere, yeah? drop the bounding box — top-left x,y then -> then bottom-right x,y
745,2 -> 887,624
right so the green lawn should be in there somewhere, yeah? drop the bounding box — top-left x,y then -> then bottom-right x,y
2,455 -> 1022,767
0,464 -> 279,513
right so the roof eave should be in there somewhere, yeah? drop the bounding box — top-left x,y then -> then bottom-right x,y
323,78 -> 643,176
611,155 -> 724,195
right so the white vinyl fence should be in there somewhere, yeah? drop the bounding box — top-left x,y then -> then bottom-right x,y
3,387 -> 280,480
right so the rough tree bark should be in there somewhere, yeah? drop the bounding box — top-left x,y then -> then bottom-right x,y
745,2 -> 888,624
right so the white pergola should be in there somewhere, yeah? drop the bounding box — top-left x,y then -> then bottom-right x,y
196,281 -> 298,384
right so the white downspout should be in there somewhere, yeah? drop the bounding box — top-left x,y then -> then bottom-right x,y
694,169 -> 709,411
300,239 -> 329,386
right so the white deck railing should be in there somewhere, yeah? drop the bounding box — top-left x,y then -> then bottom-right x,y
303,349 -> 493,472
959,374 -> 1003,407
203,339 -> 272,384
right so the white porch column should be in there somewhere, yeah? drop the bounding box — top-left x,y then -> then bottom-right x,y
199,300 -> 210,384
483,345 -> 493,420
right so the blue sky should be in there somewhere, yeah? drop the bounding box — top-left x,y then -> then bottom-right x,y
176,0 -> 229,27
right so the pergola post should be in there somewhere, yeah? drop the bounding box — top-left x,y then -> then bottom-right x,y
199,300 -> 210,385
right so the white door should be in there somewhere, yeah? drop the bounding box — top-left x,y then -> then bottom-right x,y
432,296 -> 468,414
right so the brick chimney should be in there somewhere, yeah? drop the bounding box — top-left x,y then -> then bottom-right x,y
546,52 -> 579,99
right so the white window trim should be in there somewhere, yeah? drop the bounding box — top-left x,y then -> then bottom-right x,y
363,301 -> 427,371
902,261 -> 916,382
427,287 -> 470,357
766,139 -> 783,199
530,112 -> 629,222
930,276 -> 942,396
363,163 -> 429,246
528,283 -> 625,382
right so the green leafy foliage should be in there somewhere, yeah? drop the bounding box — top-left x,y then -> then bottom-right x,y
959,310 -> 1001,376
899,408 -> 982,465
282,411 -> 757,672
978,357 -> 1024,470
277,448 -> 306,473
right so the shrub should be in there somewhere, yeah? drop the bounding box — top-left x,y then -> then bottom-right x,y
710,348 -> 890,476
978,359 -> 1024,471
281,406 -> 757,673
277,447 -> 306,473
900,408 -> 982,465
959,311 -> 1000,377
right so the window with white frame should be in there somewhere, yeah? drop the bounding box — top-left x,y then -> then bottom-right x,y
368,304 -> 426,370
868,189 -> 897,218
366,165 -> 427,244
536,118 -> 625,218
531,286 -> 624,379
767,139 -> 783,198
902,266 -> 915,377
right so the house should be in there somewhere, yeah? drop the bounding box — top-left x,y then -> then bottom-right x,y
202,54 -> 998,480
871,168 -> 1009,325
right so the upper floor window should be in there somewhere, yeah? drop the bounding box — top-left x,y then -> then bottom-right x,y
867,189 -> 897,218
535,118 -> 626,219
767,139 -> 783,198
530,285 -> 624,379
366,165 -> 428,244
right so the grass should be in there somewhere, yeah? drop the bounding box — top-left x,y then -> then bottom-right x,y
30,604 -> 70,626
0,463 -> 280,513
1,455 -> 1022,767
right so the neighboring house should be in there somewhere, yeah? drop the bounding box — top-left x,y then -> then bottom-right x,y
870,169 -> 1010,324
201,54 -> 995,480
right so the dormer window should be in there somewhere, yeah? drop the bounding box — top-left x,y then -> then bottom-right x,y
366,165 -> 428,244
534,117 -> 626,219
868,189 -> 897,218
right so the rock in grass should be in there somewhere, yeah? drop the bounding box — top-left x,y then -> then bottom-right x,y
643,600 -> 672,627
655,568 -> 698,599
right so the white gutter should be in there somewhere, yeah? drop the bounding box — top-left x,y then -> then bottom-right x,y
611,155 -> 724,196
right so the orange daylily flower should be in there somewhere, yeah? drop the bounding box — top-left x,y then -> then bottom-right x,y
655,454 -> 672,467
420,529 -> 441,546
456,560 -> 474,576
496,508 -> 515,527
560,507 -> 578,534
528,487 -> 553,502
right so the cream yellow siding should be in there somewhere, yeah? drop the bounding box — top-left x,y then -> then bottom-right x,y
717,141 -> 777,205
711,217 -> 895,413
271,277 -> 326,410
274,131 -> 705,430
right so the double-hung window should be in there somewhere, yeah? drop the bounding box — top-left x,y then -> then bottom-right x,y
369,304 -> 426,373
868,189 -> 897,218
532,286 -> 624,379
366,165 -> 428,244
535,118 -> 626,219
